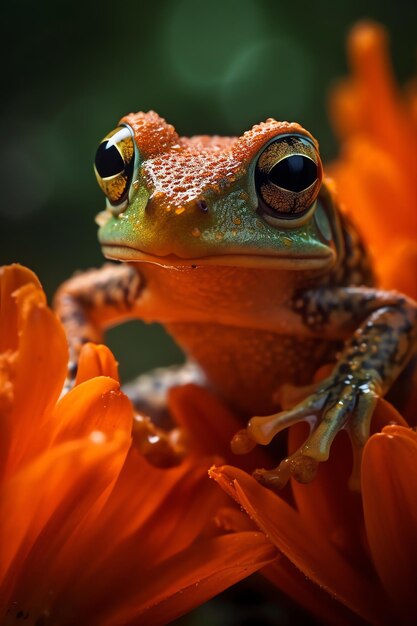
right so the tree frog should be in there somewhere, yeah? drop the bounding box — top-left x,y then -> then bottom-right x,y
54,111 -> 417,489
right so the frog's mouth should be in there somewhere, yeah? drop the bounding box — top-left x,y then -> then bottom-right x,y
101,244 -> 335,271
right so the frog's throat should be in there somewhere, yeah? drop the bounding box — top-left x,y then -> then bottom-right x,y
101,245 -> 335,271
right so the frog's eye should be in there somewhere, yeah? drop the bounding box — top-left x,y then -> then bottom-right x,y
94,126 -> 135,206
255,135 -> 322,222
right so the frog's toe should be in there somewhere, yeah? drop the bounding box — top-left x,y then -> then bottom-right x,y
236,386 -> 328,449
230,428 -> 258,454
253,455 -> 319,491
346,389 -> 378,490
235,375 -> 380,490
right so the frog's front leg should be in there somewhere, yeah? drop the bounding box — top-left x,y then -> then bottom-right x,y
232,287 -> 417,490
54,263 -> 185,466
54,262 -> 144,385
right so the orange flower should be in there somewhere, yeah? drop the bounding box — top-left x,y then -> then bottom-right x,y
170,379 -> 416,624
210,21 -> 417,626
211,404 -> 417,625
0,265 -> 276,625
328,21 -> 417,301
329,19 -> 417,424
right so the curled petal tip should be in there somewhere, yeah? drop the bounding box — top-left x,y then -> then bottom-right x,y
349,20 -> 388,51
208,465 -> 233,486
76,342 -> 120,384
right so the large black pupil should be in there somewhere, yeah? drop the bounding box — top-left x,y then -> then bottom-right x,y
268,155 -> 317,192
95,141 -> 125,178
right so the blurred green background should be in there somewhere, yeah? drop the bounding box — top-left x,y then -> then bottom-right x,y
1,0 -> 415,382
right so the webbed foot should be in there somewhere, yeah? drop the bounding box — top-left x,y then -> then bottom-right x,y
232,370 -> 381,491
127,362 -> 204,467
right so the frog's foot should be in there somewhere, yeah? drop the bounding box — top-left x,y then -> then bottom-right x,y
126,362 -> 205,467
132,413 -> 187,468
231,372 -> 380,491
273,380 -> 324,410
123,361 -> 205,429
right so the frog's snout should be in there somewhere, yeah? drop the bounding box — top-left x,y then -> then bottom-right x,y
144,192 -> 211,223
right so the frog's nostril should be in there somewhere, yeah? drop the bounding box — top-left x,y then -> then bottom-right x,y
196,199 -> 208,213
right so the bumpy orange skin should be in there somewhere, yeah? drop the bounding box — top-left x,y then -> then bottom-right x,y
120,111 -> 317,211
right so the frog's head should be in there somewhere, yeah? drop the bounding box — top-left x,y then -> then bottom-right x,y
94,111 -> 339,271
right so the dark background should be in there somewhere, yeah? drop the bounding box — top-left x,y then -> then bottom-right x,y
1,0 -> 415,382
1,1 -> 415,624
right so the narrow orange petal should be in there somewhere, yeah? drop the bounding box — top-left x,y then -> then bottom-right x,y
289,398 -> 407,562
211,465 -> 384,623
212,506 -> 257,534
328,21 -> 417,262
127,462 -> 226,565
331,141 -> 412,256
212,457 -> 366,626
78,447 -> 195,543
51,377 -> 133,443
347,22 -> 411,164
328,78 -> 363,140
0,432 -> 129,612
76,343 -> 120,384
362,427 -> 417,622
288,426 -> 367,571
52,450 -> 223,602
0,264 -> 42,352
264,558 -> 365,626
92,532 -> 277,626
66,464 -> 228,612
6,289 -> 68,474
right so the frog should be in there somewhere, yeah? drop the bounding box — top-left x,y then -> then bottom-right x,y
54,110 -> 417,490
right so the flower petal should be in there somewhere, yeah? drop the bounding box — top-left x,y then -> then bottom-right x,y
94,532 -> 277,626
378,240 -> 417,301
288,396 -> 408,570
36,442 -> 214,617
61,455 -> 228,615
5,284 -> 68,475
346,22 -> 411,164
288,425 -> 368,572
169,384 -> 240,458
362,426 -> 417,622
76,343 -> 120,384
0,264 -> 42,352
328,21 -> 417,275
169,384 -> 270,471
330,141 -> 410,257
211,465 -> 384,624
51,377 -> 133,443
0,432 -> 129,612
263,558 -> 365,626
